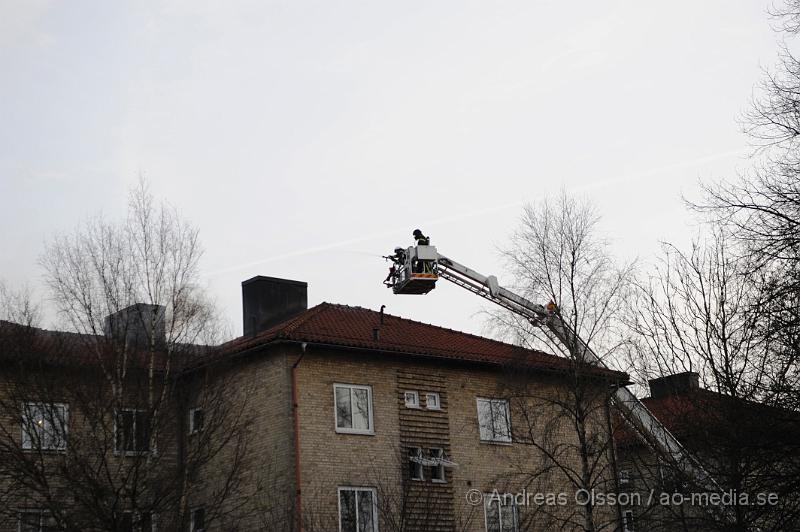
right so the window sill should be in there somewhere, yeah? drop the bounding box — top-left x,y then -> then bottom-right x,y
21,447 -> 67,454
432,479 -> 447,484
479,439 -> 513,446
114,450 -> 157,457
405,405 -> 422,409
335,428 -> 375,436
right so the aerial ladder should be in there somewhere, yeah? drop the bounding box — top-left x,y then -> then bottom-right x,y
383,240 -> 728,516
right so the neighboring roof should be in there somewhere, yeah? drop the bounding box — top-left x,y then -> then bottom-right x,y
614,388 -> 799,447
215,302 -> 627,380
0,320 -> 206,370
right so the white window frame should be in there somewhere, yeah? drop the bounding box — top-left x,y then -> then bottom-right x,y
404,390 -> 420,409
337,486 -> 378,532
17,509 -> 55,532
188,407 -> 204,435
333,384 -> 374,435
476,398 -> 512,443
21,402 -> 68,451
190,507 -> 205,532
622,509 -> 635,532
429,448 -> 446,483
424,392 -> 441,410
484,494 -> 518,532
114,408 -> 152,455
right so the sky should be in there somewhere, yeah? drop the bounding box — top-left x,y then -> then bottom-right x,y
0,0 -> 782,340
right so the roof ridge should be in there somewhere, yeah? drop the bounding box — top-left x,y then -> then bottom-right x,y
280,302 -> 331,334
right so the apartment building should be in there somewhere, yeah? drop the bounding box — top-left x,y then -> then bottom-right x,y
614,372 -> 800,532
0,276 -> 629,531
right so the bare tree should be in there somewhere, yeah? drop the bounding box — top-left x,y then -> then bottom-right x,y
693,0 -> 800,412
0,181 -> 249,530
624,231 -> 769,399
622,228 -> 800,531
487,192 -> 634,532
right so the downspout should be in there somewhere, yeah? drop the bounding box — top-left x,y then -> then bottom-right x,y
606,381 -> 625,531
292,342 -> 308,532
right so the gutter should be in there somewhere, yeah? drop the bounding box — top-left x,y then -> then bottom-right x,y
202,337 -> 627,383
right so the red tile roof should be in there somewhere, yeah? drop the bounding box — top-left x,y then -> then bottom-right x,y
613,389 -> 798,447
217,303 -> 627,379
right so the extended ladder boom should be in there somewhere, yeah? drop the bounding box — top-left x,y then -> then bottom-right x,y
387,244 -> 724,498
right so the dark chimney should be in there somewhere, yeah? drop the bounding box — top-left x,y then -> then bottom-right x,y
242,276 -> 308,336
104,303 -> 166,349
648,372 -> 700,400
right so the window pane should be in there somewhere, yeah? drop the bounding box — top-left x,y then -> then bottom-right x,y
135,411 -> 150,452
477,400 -> 492,440
426,393 -> 440,408
19,512 -> 40,532
192,508 -> 205,531
404,391 -> 418,407
21,404 -> 40,449
357,490 -> 375,532
339,490 -> 357,532
336,387 -> 353,429
352,389 -> 370,431
430,449 -> 444,481
485,499 -> 501,532
140,512 -> 153,532
409,448 -> 423,479
117,411 -> 134,452
193,409 -> 204,432
46,405 -> 67,449
500,502 -> 516,531
120,513 -> 134,532
41,513 -> 58,532
492,401 -> 510,441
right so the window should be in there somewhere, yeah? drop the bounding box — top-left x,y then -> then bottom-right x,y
190,507 -> 205,532
21,403 -> 68,451
484,495 -> 517,532
338,487 -> 377,532
619,469 -> 630,486
476,398 -> 511,443
334,384 -> 373,434
425,392 -> 441,410
622,510 -> 635,532
189,408 -> 204,434
429,448 -> 445,482
18,510 -> 57,532
404,391 -> 420,408
115,409 -> 151,453
408,447 -> 424,480
121,511 -> 157,532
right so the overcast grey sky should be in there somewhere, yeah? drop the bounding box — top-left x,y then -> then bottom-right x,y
0,0 -> 780,338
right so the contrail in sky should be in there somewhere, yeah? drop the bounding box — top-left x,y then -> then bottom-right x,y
203,147 -> 747,277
